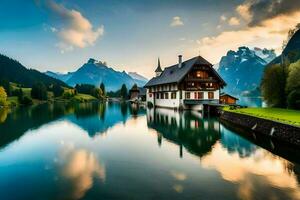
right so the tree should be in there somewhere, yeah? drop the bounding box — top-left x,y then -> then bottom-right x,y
17,88 -> 23,103
287,89 -> 300,110
261,64 -> 288,107
100,82 -> 106,96
52,84 -> 64,97
31,82 -> 48,100
120,84 -> 128,99
91,88 -> 103,99
0,79 -> 11,96
286,60 -> 300,93
0,86 -> 7,106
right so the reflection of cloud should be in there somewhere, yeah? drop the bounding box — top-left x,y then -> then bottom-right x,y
202,143 -> 300,200
173,184 -> 184,193
171,171 -> 187,181
58,146 -> 105,200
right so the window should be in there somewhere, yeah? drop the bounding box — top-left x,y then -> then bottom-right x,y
156,93 -> 159,99
197,92 -> 203,99
165,93 -> 169,99
196,71 -> 208,78
208,92 -> 214,99
171,92 -> 176,99
161,93 -> 164,99
185,92 -> 190,99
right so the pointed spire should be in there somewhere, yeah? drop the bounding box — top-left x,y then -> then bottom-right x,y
155,57 -> 162,72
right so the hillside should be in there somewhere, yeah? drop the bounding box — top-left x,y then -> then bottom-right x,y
270,28 -> 300,65
0,54 -> 69,88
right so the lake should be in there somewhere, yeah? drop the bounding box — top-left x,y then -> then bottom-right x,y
0,102 -> 299,200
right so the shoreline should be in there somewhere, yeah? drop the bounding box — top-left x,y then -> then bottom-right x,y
220,110 -> 300,146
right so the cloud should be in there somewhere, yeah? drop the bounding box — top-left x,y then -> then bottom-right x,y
170,16 -> 184,27
45,0 -> 104,52
228,17 -> 240,26
220,15 -> 227,22
236,3 -> 251,22
197,11 -> 300,63
239,0 -> 300,26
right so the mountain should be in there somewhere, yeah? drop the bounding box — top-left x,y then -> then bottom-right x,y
270,28 -> 300,65
128,72 -> 148,86
45,71 -> 74,82
0,54 -> 69,88
217,46 -> 276,95
62,58 -> 147,91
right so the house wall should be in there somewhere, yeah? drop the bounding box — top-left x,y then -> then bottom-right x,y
154,91 -> 180,108
146,86 -> 220,110
182,90 -> 220,100
146,89 -> 154,105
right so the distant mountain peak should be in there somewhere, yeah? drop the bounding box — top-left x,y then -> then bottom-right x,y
216,46 -> 276,96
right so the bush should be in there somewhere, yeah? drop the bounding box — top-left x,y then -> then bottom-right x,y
31,82 -> 48,100
287,89 -> 300,110
52,84 -> 64,97
63,90 -> 75,99
20,96 -> 33,106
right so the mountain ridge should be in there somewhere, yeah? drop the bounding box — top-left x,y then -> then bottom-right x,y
46,58 -> 147,91
217,46 -> 276,96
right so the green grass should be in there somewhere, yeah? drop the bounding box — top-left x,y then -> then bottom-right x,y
72,93 -> 97,102
223,107 -> 300,127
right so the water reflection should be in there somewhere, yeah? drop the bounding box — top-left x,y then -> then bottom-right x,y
147,108 -> 300,200
0,102 -> 146,148
0,103 -> 300,200
147,108 -> 221,157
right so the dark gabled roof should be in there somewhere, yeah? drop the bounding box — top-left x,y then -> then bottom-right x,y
144,56 -> 226,88
220,93 -> 239,100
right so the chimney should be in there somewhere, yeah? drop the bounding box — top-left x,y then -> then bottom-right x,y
178,55 -> 182,68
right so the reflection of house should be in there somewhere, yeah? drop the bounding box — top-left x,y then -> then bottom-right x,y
220,93 -> 238,105
129,85 -> 146,102
147,108 -> 220,157
144,56 -> 226,110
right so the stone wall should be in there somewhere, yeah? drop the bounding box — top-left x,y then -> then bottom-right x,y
220,111 -> 300,146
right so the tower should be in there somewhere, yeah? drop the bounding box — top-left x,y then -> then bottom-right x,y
155,58 -> 163,77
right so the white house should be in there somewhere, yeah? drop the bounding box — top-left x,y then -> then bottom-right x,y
144,55 -> 226,110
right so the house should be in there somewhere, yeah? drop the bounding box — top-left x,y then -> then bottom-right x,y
129,84 -> 146,102
144,55 -> 226,110
220,93 -> 238,105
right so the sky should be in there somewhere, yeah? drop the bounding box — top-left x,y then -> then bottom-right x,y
0,0 -> 300,78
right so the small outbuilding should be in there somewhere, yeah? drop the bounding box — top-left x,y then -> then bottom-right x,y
220,93 -> 239,105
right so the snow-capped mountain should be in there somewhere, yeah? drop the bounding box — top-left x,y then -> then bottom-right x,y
45,58 -> 148,91
217,46 -> 276,96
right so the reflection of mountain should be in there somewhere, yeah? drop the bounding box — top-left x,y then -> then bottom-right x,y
220,126 -> 257,158
66,103 -> 145,137
147,109 -> 221,157
0,102 -> 146,149
0,104 -> 70,149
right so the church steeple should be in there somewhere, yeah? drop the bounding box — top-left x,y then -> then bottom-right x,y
155,57 -> 162,77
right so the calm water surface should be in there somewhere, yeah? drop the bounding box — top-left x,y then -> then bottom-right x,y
0,102 -> 299,200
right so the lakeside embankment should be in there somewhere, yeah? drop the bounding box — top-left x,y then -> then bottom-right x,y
220,108 -> 300,146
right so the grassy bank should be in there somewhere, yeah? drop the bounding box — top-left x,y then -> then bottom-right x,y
223,107 -> 300,127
